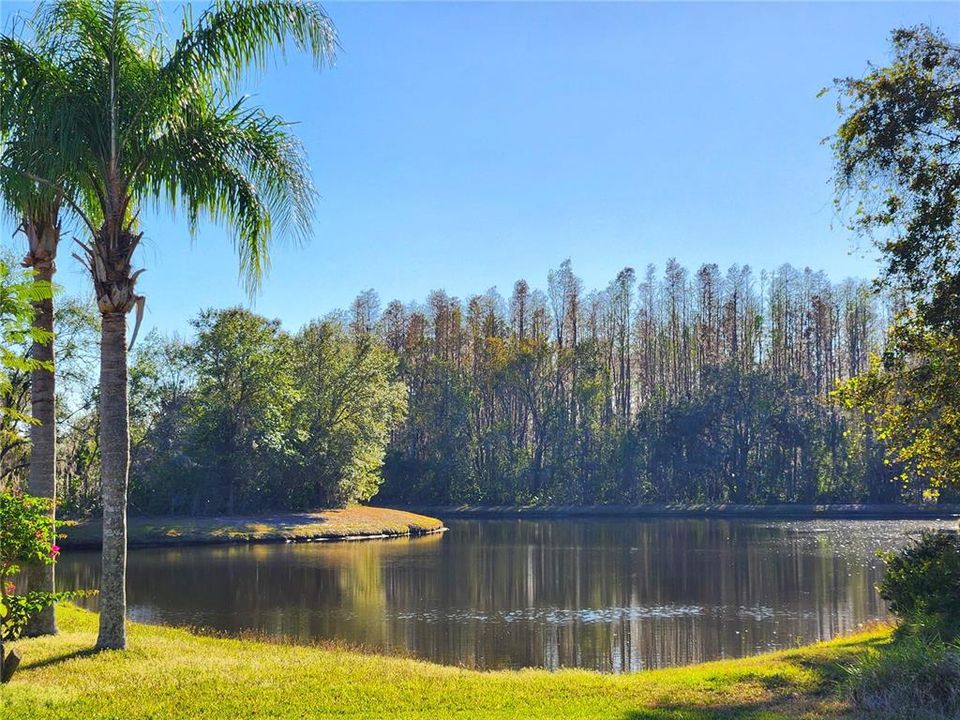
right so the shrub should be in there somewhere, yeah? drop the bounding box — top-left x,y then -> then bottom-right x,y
0,491 -> 91,682
878,530 -> 960,641
847,637 -> 960,720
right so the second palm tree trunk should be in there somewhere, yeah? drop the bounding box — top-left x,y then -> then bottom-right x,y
97,312 -> 129,650
24,217 -> 58,637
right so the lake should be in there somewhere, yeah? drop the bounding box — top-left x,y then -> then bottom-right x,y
58,517 -> 954,672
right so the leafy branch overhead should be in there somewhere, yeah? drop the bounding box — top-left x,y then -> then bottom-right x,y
832,26 -> 960,334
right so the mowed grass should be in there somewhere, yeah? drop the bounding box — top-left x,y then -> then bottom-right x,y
62,506 -> 446,548
0,606 -> 889,720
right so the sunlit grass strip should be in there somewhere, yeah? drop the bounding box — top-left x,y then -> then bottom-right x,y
0,605 -> 889,720
62,506 -> 446,549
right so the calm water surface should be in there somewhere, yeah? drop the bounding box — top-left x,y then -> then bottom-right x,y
58,517 -> 954,671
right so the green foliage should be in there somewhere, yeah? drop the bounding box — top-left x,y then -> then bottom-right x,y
0,0 -> 337,292
846,636 -> 960,720
834,325 -> 960,494
0,491 -> 88,642
0,253 -> 59,489
383,356 -> 476,504
0,259 -> 52,464
187,308 -> 296,513
830,26 -> 960,501
114,308 -> 406,514
287,321 -> 406,506
0,491 -> 57,578
831,26 -> 960,336
2,591 -> 74,643
878,530 -> 960,641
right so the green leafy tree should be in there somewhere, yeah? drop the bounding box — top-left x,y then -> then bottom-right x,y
0,258 -> 52,471
834,324 -> 960,496
878,530 -> 960,640
831,26 -> 960,335
188,308 -> 296,514
830,26 -> 960,496
127,331 -> 194,514
0,492 -> 57,681
0,257 -> 59,680
0,491 -> 92,683
0,0 -> 335,649
288,321 -> 406,507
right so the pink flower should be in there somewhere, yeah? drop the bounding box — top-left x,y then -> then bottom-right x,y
3,581 -> 14,595
50,544 -> 60,558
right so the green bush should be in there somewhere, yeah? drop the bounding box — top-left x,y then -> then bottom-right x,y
878,530 -> 960,640
847,637 -> 960,720
1,492 -> 92,682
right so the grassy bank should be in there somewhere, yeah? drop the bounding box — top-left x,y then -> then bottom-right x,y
388,503 -> 960,521
0,605 -> 888,719
61,506 -> 446,549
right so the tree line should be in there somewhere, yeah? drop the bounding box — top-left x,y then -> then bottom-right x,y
0,305 -> 404,515
377,260 -> 904,505
2,258 -> 922,513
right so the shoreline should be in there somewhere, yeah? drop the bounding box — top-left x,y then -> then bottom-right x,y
383,502 -> 960,521
3,605 -> 890,719
58,502 -> 958,550
61,506 -> 447,550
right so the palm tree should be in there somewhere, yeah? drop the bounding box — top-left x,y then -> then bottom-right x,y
1,0 -> 335,650
0,26 -> 73,636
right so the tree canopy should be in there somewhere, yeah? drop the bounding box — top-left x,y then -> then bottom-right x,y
832,26 -> 960,335
831,25 -> 960,496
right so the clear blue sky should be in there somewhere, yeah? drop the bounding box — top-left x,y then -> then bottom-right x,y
4,1 -> 960,336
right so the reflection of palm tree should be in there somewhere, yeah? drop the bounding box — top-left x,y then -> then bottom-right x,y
1,0 -> 335,650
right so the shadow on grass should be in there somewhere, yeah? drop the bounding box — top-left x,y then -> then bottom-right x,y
624,708 -> 779,719
22,647 -> 98,671
784,633 -> 887,684
623,695 -> 825,720
621,636 -> 888,720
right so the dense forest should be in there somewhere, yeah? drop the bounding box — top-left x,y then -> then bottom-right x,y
378,260 -> 902,505
1,258 -> 920,514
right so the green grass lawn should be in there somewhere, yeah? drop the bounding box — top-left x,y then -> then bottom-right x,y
0,605 -> 889,719
61,506 -> 445,548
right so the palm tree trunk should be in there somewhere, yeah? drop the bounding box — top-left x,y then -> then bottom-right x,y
81,222 -> 143,652
23,215 -> 59,637
96,312 -> 129,650
25,259 -> 57,636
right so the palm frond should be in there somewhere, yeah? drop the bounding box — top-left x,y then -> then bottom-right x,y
3,0 -> 324,296
0,33 -> 86,225
163,0 -> 337,93
140,92 -> 315,292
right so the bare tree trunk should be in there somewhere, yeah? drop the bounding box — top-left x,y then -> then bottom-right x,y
23,216 -> 59,637
25,260 -> 57,635
96,312 -> 129,650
